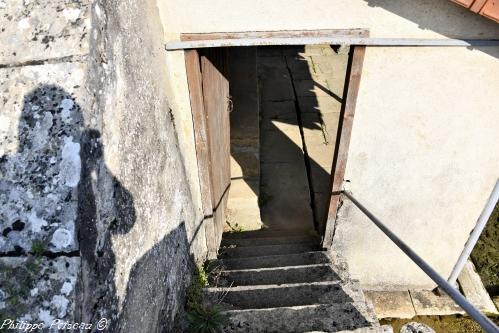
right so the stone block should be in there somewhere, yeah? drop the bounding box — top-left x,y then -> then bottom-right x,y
285,55 -> 315,79
229,179 -> 259,200
230,47 -> 259,144
227,179 -> 261,231
258,55 -> 287,72
411,290 -> 465,316
226,201 -> 263,231
300,113 -> 322,131
298,96 -> 342,115
261,126 -> 304,163
313,191 -> 332,226
0,0 -> 92,64
0,63 -> 89,254
231,150 -> 259,179
0,256 -> 80,324
303,129 -> 335,168
304,45 -> 334,56
458,260 -> 498,314
294,79 -> 333,98
259,76 -> 294,101
257,47 -> 283,57
364,290 -> 416,319
281,46 -> 306,56
260,162 -> 314,230
312,55 -> 348,75
260,101 -> 297,121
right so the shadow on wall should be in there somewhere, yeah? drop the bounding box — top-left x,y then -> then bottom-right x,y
0,85 -> 192,332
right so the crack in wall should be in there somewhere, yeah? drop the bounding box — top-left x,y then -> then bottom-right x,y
0,54 -> 88,68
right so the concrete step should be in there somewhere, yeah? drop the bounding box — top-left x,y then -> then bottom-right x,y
209,251 -> 332,270
210,264 -> 343,286
305,328 -> 393,333
219,243 -> 318,259
221,303 -> 382,333
204,281 -> 365,309
223,228 -> 317,240
221,234 -> 319,247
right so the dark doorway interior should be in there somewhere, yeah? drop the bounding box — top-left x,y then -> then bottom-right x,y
227,45 -> 350,236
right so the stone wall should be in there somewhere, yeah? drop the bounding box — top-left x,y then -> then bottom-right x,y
0,0 -> 205,331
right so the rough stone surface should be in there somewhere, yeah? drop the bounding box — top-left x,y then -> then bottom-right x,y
0,257 -> 80,325
0,0 -> 91,64
400,322 -> 435,333
0,64 -> 88,254
364,290 -> 416,319
78,0 -> 201,331
0,0 -> 205,331
410,290 -> 464,316
457,260 -> 498,314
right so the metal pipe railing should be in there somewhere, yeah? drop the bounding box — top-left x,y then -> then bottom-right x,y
447,179 -> 499,286
342,191 -> 499,333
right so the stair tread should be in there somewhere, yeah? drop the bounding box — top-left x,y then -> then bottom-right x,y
303,326 -> 393,333
209,251 -> 334,270
221,234 -> 319,247
220,303 -> 380,333
219,243 -> 317,258
205,280 -> 352,291
209,264 -> 345,286
223,228 -> 317,240
204,281 -> 366,309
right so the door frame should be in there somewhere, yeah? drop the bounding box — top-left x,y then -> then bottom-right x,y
183,29 -> 367,253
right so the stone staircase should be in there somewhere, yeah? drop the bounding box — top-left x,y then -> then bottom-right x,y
204,229 -> 393,333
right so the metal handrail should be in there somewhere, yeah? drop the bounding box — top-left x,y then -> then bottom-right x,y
342,191 -> 499,333
448,180 -> 499,286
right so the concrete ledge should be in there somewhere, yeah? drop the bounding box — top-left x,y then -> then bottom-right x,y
364,283 -> 495,319
410,290 -> 465,316
458,260 -> 498,314
364,290 -> 416,319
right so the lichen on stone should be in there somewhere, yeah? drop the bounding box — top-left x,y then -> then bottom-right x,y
0,85 -> 82,254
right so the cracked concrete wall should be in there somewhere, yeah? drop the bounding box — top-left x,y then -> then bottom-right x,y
0,0 -> 206,331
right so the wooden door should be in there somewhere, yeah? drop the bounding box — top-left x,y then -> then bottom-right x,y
200,48 -> 231,251
185,48 -> 231,256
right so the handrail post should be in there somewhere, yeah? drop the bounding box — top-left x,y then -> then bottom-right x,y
447,179 -> 499,287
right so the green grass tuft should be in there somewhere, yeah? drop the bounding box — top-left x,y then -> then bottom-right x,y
186,264 -> 228,332
187,306 -> 228,333
31,240 -> 45,256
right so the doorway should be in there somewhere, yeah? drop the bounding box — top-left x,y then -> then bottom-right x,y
184,31 -> 366,255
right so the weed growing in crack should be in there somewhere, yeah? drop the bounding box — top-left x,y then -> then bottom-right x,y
226,221 -> 244,233
186,264 -> 229,333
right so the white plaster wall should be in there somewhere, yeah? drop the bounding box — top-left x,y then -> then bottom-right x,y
333,46 -> 499,289
158,0 -> 499,40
